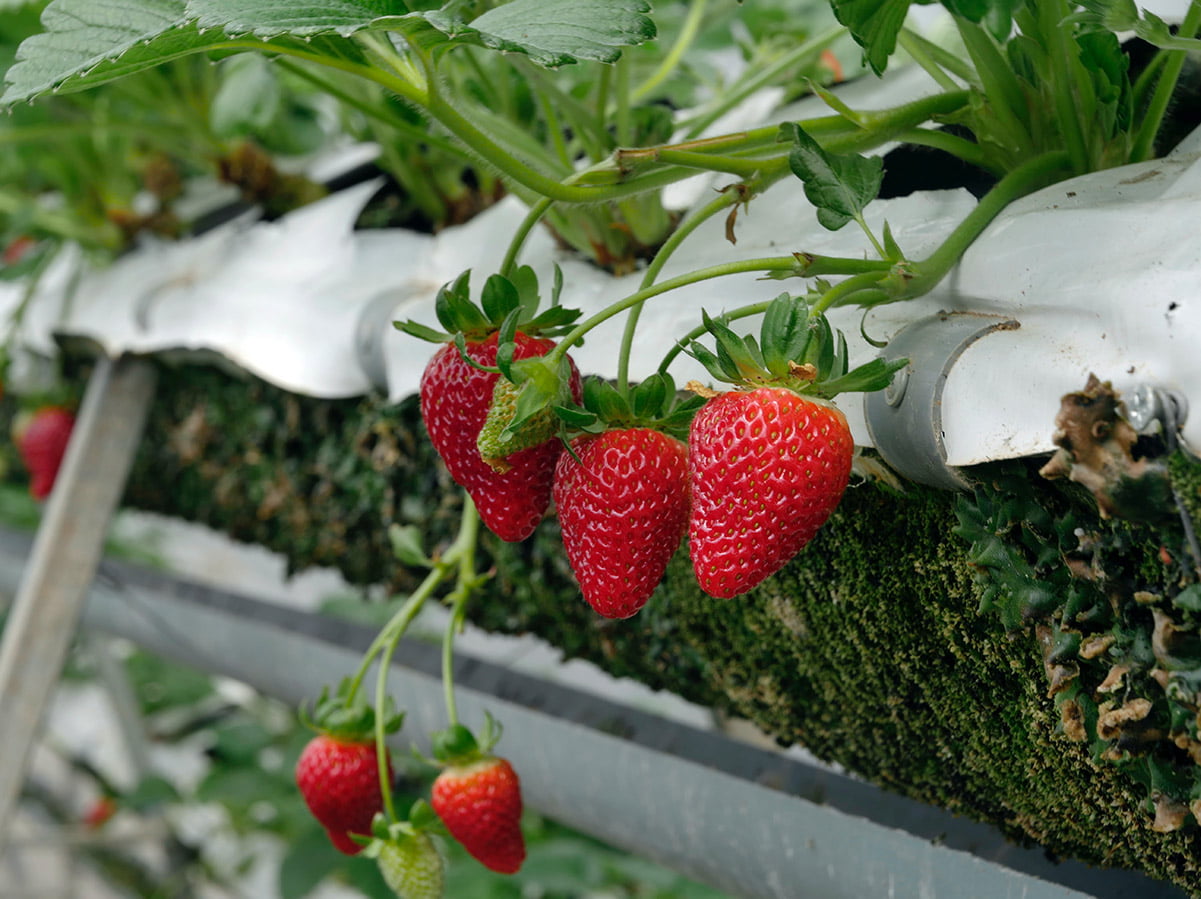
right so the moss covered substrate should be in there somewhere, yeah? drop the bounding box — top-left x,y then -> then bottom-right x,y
38,359 -> 1201,892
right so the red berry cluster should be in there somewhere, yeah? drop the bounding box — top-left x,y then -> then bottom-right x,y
420,326 -> 855,612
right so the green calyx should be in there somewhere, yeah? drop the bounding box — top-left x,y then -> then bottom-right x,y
365,801 -> 445,846
394,265 -> 581,344
477,354 -> 576,470
298,679 -> 404,742
429,714 -> 501,767
554,371 -> 703,442
686,292 -> 906,398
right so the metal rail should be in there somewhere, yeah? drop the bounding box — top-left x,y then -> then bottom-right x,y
0,528 -> 1182,899
0,357 -> 157,845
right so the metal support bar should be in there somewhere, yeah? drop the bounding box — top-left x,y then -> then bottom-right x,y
0,356 -> 157,847
0,532 -> 1170,899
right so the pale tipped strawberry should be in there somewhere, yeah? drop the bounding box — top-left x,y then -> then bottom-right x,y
686,294 -> 905,598
398,268 -> 581,542
428,720 -> 525,875
15,406 -> 75,500
294,683 -> 402,855
551,374 -> 699,618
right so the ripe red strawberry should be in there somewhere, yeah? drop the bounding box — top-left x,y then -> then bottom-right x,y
82,796 -> 117,830
420,332 -> 579,542
554,428 -> 690,618
688,387 -> 853,599
295,735 -> 393,855
430,756 -> 525,874
15,406 -> 75,500
377,831 -> 445,899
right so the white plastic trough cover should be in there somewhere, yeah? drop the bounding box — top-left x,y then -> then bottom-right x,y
6,64 -> 1200,469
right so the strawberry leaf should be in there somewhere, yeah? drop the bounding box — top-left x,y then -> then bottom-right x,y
784,122 -> 883,232
829,0 -> 910,75
3,0 -> 195,104
455,0 -> 655,67
189,0 -> 402,37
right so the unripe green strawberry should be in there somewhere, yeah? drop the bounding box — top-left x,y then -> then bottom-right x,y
554,428 -> 690,618
295,735 -> 393,855
377,832 -> 445,899
477,376 -> 562,472
688,387 -> 853,598
431,756 -> 525,874
420,332 -> 579,542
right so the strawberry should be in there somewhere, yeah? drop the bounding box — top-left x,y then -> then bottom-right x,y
684,295 -> 906,598
431,755 -> 525,874
296,734 -> 393,855
401,269 -> 583,542
554,427 -> 690,618
689,387 -> 852,598
420,332 -> 579,541
15,406 -> 75,500
82,796 -> 117,830
377,831 -> 445,899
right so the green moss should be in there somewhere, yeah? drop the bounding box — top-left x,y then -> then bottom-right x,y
15,358 -> 1201,894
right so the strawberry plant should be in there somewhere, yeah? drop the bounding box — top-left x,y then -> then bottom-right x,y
4,0 -> 1201,892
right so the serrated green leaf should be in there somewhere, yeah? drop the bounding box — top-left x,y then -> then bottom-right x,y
189,0 -> 401,37
787,122 -> 883,233
466,0 -> 655,67
830,0 -> 910,75
2,0 -> 200,104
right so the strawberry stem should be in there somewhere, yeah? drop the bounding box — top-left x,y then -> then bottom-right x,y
375,628 -> 403,824
344,498 -> 484,709
442,500 -> 482,728
614,167 -> 789,394
656,300 -> 775,375
547,255 -> 802,368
